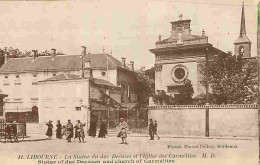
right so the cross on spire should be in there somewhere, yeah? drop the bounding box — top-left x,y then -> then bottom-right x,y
179,13 -> 183,20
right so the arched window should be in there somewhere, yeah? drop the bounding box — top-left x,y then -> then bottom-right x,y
239,46 -> 245,56
32,106 -> 39,123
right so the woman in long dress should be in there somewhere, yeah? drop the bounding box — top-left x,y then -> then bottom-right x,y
117,118 -> 128,144
46,120 -> 53,140
88,121 -> 97,138
66,119 -> 74,143
98,120 -> 107,138
56,120 -> 62,139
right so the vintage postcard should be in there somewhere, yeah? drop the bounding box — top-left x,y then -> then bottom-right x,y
0,0 -> 259,165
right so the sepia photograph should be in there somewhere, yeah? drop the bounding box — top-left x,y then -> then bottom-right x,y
0,0 -> 259,164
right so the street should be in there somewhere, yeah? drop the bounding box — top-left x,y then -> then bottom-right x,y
0,136 -> 258,165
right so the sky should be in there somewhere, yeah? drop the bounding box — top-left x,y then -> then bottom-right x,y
0,0 -> 258,68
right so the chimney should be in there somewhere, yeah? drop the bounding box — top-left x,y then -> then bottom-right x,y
83,56 -> 92,78
202,29 -> 205,37
82,46 -> 90,69
80,46 -> 92,78
130,61 -> 134,71
121,57 -> 126,68
4,52 -> 8,63
32,50 -> 38,60
158,35 -> 162,41
82,46 -> 86,58
51,48 -> 56,60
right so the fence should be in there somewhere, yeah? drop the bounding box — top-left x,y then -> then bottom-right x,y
0,120 -> 27,141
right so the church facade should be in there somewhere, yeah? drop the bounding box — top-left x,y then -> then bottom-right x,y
149,2 -> 253,103
149,14 -> 225,98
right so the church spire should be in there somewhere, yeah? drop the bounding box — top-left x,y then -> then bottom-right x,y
233,1 -> 251,58
240,1 -> 246,36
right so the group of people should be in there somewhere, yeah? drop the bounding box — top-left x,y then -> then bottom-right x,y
88,120 -> 107,138
148,118 -> 160,140
46,119 -> 108,143
4,121 -> 18,142
46,118 -> 160,144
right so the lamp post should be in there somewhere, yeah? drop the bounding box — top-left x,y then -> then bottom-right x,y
205,47 -> 209,137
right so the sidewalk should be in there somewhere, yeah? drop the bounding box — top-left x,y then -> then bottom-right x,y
122,133 -> 257,140
20,132 -> 257,142
23,134 -> 48,142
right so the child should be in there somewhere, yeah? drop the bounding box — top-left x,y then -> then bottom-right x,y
61,125 -> 66,138
121,127 -> 127,144
117,118 -> 128,144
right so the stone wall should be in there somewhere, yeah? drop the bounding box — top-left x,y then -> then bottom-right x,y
148,104 -> 258,138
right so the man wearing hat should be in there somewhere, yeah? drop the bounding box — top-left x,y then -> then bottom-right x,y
148,119 -> 154,140
11,121 -> 18,142
46,120 -> 53,140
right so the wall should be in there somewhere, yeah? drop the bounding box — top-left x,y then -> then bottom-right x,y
234,43 -> 251,57
148,104 -> 258,138
0,99 -> 3,116
38,79 -> 89,125
159,59 -> 200,96
0,70 -> 80,113
92,69 -> 117,86
155,69 -> 162,91
117,69 -> 138,103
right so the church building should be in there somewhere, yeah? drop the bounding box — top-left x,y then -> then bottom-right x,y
149,14 -> 225,98
149,2 -> 253,103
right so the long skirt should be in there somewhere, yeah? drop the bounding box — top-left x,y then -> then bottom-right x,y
66,130 -> 73,140
46,128 -> 52,137
76,130 -> 85,138
118,129 -> 127,138
56,129 -> 62,139
98,125 -> 107,138
88,122 -> 97,137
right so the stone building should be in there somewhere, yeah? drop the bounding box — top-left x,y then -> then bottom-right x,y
0,47 -> 138,123
149,2 -> 254,102
149,14 -> 225,98
38,56 -> 123,129
0,90 -> 7,120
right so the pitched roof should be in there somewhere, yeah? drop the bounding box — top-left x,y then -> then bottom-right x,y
39,72 -> 117,88
92,78 -> 116,87
0,53 -> 126,73
234,34 -> 251,44
39,72 -> 81,82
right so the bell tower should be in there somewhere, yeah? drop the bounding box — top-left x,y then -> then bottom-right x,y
234,1 -> 251,58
